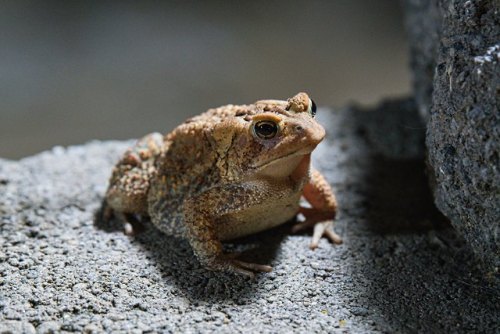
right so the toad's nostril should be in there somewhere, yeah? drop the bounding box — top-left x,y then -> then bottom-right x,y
295,125 -> 303,132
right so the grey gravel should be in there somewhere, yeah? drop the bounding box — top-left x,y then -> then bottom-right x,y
405,0 -> 499,273
1,100 -> 498,333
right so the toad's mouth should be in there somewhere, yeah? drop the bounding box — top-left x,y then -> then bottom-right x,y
252,145 -> 315,170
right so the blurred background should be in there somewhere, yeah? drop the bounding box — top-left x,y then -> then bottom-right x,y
0,0 -> 410,159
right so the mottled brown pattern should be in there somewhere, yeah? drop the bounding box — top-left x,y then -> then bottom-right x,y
105,133 -> 163,214
104,93 -> 342,277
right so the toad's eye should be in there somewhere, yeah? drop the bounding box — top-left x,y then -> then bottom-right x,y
253,120 -> 278,139
309,99 -> 317,118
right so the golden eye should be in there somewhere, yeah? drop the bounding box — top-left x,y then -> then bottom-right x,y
253,120 -> 278,139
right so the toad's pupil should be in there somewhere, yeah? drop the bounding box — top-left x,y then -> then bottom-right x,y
311,99 -> 317,117
255,121 -> 277,139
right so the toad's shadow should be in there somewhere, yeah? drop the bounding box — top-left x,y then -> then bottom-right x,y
94,206 -> 288,302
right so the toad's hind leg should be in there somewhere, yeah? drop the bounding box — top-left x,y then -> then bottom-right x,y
104,133 -> 164,234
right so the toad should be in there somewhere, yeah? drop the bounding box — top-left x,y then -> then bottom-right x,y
104,92 -> 342,277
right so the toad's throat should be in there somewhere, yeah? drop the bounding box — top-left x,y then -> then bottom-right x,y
253,146 -> 314,170
252,147 -> 315,179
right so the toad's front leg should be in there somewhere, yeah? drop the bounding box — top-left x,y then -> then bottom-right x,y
293,169 -> 343,249
183,182 -> 274,278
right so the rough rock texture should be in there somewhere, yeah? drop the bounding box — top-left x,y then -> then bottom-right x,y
1,101 -> 498,333
404,0 -> 499,273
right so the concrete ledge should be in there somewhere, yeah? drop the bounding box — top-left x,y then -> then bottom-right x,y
1,99 -> 497,333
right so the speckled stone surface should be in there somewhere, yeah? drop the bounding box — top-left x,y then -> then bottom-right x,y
404,0 -> 499,273
426,0 -> 499,275
1,101 -> 498,333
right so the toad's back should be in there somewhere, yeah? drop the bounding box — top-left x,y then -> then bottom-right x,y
146,104 -> 258,236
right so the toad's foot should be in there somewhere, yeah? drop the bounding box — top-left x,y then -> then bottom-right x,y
292,208 -> 342,249
102,204 -> 145,236
310,220 -> 342,249
121,213 -> 146,236
206,254 -> 272,279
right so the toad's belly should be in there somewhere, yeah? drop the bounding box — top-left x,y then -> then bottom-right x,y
216,192 -> 302,241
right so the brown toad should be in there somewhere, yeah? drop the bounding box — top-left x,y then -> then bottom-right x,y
104,92 -> 342,277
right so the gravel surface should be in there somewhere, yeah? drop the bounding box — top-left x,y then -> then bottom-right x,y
1,100 -> 498,333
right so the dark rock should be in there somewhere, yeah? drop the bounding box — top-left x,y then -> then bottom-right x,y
404,0 -> 499,274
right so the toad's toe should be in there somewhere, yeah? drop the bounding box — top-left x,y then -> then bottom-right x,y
310,220 -> 343,250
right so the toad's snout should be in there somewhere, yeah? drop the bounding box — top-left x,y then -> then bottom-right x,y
287,119 -> 325,146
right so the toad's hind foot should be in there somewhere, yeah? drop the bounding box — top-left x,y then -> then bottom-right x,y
102,204 -> 145,236
120,212 -> 146,236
